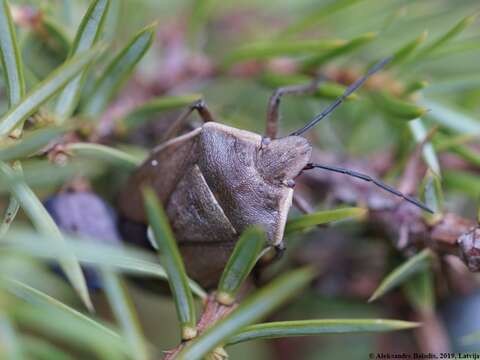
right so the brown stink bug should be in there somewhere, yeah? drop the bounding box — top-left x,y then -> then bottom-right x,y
118,57 -> 432,288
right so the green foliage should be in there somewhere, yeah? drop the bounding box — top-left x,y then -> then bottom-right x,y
0,127 -> 66,162
413,14 -> 478,61
259,73 -> 358,101
302,32 -> 377,70
227,319 -> 419,344
285,207 -> 366,234
2,228 -> 206,298
65,142 -> 142,170
217,226 -> 266,305
0,0 -> 27,241
176,268 -> 316,360
223,39 -> 345,67
2,278 -> 119,344
22,18 -> 70,80
187,0 -> 221,46
0,159 -> 103,193
0,48 -> 100,137
282,0 -> 368,36
422,99 -> 480,134
369,249 -> 433,302
0,161 -> 20,238
82,24 -> 155,117
0,163 -> 93,311
371,91 -> 427,120
54,0 -> 110,121
444,169 -> 480,197
19,335 -> 74,360
0,0 -> 25,108
386,31 -> 428,68
102,270 -> 149,360
403,269 -> 435,314
143,187 -> 197,340
408,118 -> 440,175
0,311 -> 24,360
420,170 -> 444,215
2,277 -> 126,359
120,94 -> 202,131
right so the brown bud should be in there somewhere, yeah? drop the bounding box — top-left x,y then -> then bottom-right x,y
458,227 -> 480,271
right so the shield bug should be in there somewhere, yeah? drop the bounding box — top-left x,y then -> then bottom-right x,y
118,57 -> 432,288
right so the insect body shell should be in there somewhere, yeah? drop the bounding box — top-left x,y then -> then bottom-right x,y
119,122 -> 312,288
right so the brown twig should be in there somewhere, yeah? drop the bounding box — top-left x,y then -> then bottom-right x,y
299,148 -> 480,271
163,293 -> 236,360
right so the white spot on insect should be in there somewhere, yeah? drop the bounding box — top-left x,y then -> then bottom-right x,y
146,227 -> 159,250
151,160 -> 158,167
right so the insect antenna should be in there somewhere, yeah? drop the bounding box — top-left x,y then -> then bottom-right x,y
303,163 -> 434,213
290,56 -> 393,136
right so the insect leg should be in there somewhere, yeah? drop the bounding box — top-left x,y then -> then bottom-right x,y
293,192 -> 330,232
161,99 -> 215,142
190,99 -> 215,123
273,242 -> 286,261
265,78 -> 323,139
293,192 -> 315,214
304,163 -> 433,213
